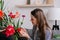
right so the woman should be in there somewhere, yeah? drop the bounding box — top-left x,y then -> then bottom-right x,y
19,8 -> 52,40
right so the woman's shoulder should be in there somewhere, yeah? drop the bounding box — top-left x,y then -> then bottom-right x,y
46,27 -> 52,34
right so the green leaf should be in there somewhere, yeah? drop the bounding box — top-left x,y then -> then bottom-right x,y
20,17 -> 24,26
16,19 -> 20,28
4,13 -> 8,21
0,20 -> 2,26
14,35 -> 18,40
9,17 -> 12,24
1,0 -> 3,10
53,34 -> 60,38
2,0 -> 4,10
3,13 -> 9,27
13,21 -> 16,29
21,22 -> 23,25
16,37 -> 18,40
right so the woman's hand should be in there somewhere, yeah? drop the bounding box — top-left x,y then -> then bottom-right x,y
19,28 -> 30,38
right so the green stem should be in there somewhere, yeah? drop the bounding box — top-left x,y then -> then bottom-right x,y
20,17 -> 24,27
0,0 -> 2,10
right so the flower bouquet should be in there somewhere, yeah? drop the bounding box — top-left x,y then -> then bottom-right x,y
0,0 -> 26,40
8,11 -> 25,40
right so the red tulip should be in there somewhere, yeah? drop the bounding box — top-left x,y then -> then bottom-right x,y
11,15 -> 16,18
0,10 -> 4,18
8,12 -> 20,19
5,31 -> 10,37
8,12 -> 13,16
5,25 -> 15,37
17,28 -> 22,32
8,12 -> 16,18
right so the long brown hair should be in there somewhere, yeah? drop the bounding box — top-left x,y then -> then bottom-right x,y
31,8 -> 50,40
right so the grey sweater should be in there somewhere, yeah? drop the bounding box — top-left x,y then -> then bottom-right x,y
26,27 -> 52,40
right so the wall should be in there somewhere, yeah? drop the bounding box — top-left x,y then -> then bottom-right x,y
4,0 -> 60,29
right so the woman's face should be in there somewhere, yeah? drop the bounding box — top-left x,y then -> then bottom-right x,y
31,15 -> 37,25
